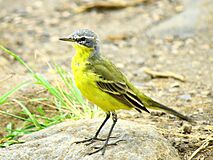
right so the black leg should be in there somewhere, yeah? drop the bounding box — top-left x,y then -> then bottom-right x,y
88,112 -> 118,155
75,113 -> 110,144
94,113 -> 110,138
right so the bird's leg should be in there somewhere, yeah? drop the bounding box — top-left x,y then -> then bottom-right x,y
75,113 -> 110,145
88,112 -> 118,155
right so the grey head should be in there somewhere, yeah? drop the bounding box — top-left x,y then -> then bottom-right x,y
59,29 -> 99,49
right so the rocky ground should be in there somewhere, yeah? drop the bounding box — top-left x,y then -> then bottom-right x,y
0,120 -> 182,160
0,0 -> 212,159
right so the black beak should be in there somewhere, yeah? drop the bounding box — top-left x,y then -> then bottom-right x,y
59,36 -> 75,42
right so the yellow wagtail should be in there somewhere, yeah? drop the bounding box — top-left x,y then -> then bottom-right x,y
59,29 -> 190,155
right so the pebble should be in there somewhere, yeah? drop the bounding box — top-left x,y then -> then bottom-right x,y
170,83 -> 180,88
182,124 -> 192,134
179,94 -> 191,101
61,11 -> 71,18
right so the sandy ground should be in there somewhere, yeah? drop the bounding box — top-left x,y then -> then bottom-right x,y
0,0 -> 212,159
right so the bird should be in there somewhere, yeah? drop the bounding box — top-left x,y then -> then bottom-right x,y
59,29 -> 190,155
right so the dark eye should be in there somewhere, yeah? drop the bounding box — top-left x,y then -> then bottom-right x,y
79,37 -> 86,41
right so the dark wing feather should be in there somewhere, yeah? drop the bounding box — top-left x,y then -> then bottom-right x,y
87,56 -> 191,121
96,81 -> 149,113
88,56 -> 149,113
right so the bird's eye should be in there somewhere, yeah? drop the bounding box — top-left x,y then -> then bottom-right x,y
79,37 -> 86,41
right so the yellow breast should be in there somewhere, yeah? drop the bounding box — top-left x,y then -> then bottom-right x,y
71,45 -> 131,112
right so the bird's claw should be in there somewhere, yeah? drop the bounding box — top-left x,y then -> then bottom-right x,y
91,139 -> 125,149
75,136 -> 118,145
87,146 -> 105,155
85,138 -> 106,146
88,139 -> 126,155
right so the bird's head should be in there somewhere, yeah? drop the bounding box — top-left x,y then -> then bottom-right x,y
59,29 -> 99,52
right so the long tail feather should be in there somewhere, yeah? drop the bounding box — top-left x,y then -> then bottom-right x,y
146,99 -> 191,122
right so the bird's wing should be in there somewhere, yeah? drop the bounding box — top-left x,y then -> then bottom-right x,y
89,57 -> 149,113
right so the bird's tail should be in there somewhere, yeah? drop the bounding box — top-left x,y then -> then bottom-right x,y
144,97 -> 191,122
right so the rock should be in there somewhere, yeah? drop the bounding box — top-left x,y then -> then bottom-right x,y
146,0 -> 213,38
182,124 -> 192,134
0,119 -> 180,160
179,94 -> 192,101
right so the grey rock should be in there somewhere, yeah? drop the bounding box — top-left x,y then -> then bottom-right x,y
0,119 -> 180,160
146,0 -> 213,38
179,94 -> 192,101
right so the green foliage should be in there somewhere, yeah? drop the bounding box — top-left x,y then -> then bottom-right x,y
0,45 -> 100,147
0,81 -> 30,105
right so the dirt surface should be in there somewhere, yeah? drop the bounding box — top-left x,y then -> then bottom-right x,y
0,0 -> 212,159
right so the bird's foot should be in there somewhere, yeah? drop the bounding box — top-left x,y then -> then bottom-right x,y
75,136 -> 117,146
75,137 -> 104,144
87,139 -> 125,155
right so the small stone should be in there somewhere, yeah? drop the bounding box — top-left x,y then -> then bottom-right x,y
201,91 -> 211,96
178,144 -> 186,152
61,11 -> 71,18
170,83 -> 180,88
150,111 -> 166,117
179,94 -> 191,101
164,35 -> 174,42
182,125 -> 192,134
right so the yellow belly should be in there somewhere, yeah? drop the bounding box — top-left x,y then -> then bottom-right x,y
71,61 -> 131,113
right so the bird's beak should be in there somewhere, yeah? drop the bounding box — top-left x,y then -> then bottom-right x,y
59,36 -> 75,42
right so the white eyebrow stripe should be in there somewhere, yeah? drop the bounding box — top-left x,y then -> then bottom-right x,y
75,35 -> 95,40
